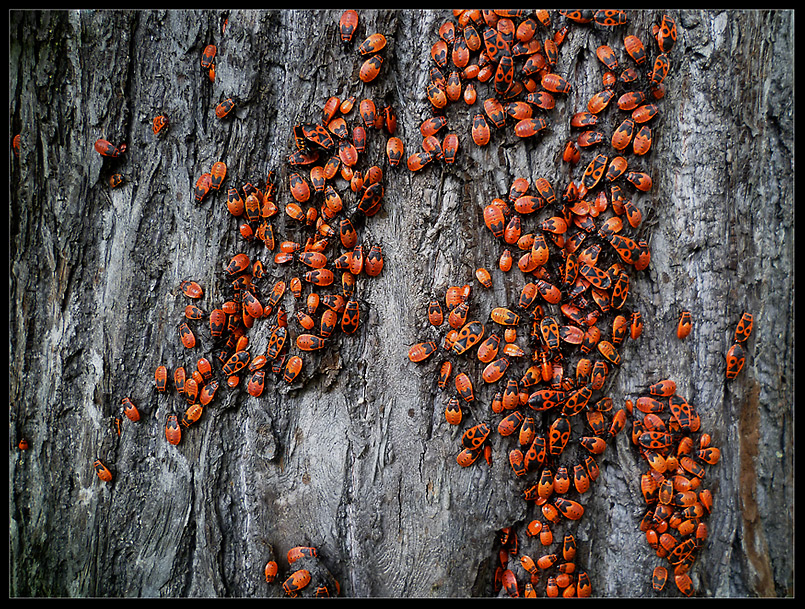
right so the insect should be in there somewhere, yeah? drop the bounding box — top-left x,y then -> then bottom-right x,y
426,81 -> 447,110
121,397 -> 140,422
201,44 -> 217,69
491,307 -> 519,326
94,459 -> 113,482
165,414 -> 182,445
674,572 -> 694,597
734,311 -> 754,343
181,401 -> 204,427
656,14 -> 678,53
456,446 -> 483,467
632,103 -> 659,123
341,298 -> 360,334
650,53 -> 671,86
155,365 -> 168,391
442,133 -> 459,164
364,244 -> 384,277
283,570 -> 311,596
726,342 -> 746,379
514,118 -> 547,138
199,380 -> 219,406
431,38 -> 448,67
247,370 -> 266,397
407,150 -> 434,172
420,116 -> 447,138
553,497 -> 584,520
426,299 -> 444,327
494,55 -> 515,95
287,546 -> 318,564
359,54 -> 383,83
541,73 -> 571,94
223,350 -> 251,376
94,139 -> 125,157
339,10 -> 359,42
581,153 -> 608,190
265,560 -> 279,583
205,309 -> 227,340
210,161 -> 227,190
444,398 -> 462,426
594,9 -> 627,27
596,45 -> 619,71
623,34 -> 647,65
359,33 -> 387,55
677,310 -> 692,339
283,356 -> 303,383
152,115 -> 169,135
462,423 -> 490,451
408,341 -> 437,363
652,566 -> 668,591
215,98 -> 235,119
194,173 -> 212,203
471,113 -> 490,146
455,372 -> 475,402
386,137 -> 404,166
548,416 -> 571,456
612,118 -> 635,150
179,323 -> 196,349
587,89 -> 615,114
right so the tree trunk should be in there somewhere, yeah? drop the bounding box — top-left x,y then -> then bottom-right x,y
9,9 -> 794,597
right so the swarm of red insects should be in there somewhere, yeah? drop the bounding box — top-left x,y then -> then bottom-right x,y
627,378 -> 720,597
493,524 -> 593,597
265,544 -> 341,597
179,15 -> 391,423
403,8 -> 686,597
105,12 -> 390,506
95,8 -> 701,597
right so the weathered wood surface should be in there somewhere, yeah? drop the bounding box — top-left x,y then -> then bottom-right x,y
9,9 -> 793,597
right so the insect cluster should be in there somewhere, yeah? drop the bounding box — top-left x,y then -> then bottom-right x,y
726,312 -> 752,380
61,8 -> 754,597
400,8 -> 736,598
264,545 -> 340,598
626,379 -> 722,596
89,8 -> 415,597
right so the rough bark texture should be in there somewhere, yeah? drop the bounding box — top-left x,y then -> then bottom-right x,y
9,9 -> 793,598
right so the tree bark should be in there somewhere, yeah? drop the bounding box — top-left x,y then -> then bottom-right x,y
9,9 -> 793,597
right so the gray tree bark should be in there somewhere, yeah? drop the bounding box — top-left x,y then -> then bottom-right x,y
9,9 -> 793,597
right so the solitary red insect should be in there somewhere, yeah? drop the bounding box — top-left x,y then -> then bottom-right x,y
201,44 -> 217,69
94,459 -> 113,482
677,310 -> 692,339
339,10 -> 359,42
215,98 -> 235,119
165,414 -> 182,445
94,138 -> 126,158
122,397 -> 140,422
155,365 -> 168,392
153,115 -> 169,135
